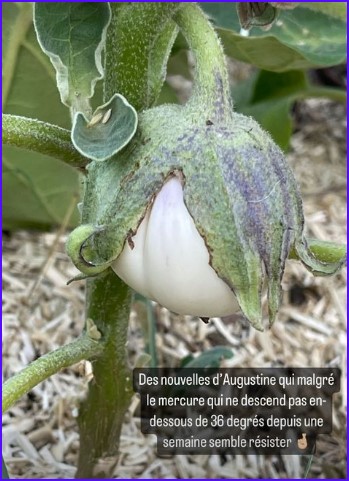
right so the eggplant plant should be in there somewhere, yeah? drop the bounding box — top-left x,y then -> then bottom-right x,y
2,2 -> 346,478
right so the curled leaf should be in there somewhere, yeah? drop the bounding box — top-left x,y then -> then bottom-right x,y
34,2 -> 111,115
66,223 -> 111,277
71,94 -> 138,162
294,237 -> 346,276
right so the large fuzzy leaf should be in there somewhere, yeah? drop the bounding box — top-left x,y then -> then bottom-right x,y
2,3 -> 80,230
3,146 -> 81,230
200,3 -> 346,71
34,2 -> 111,114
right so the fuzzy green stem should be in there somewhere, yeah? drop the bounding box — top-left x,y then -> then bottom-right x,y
174,3 -> 232,118
2,334 -> 103,414
104,3 -> 181,110
2,114 -> 88,168
76,271 -> 133,479
290,238 -> 346,264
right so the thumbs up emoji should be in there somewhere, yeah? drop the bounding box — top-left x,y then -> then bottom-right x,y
297,433 -> 307,449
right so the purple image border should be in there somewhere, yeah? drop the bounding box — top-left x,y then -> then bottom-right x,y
1,1 -> 348,480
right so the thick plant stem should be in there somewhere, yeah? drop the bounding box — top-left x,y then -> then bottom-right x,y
2,334 -> 103,413
105,3 -> 181,110
174,3 -> 232,118
2,114 -> 88,168
76,271 -> 133,479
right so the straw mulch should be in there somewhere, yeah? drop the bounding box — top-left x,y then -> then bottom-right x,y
3,96 -> 346,479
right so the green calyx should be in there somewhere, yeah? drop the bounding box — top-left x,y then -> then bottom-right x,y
67,101 -> 345,328
66,3 -> 346,329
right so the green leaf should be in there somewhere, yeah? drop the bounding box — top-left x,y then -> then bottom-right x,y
233,69 -> 346,150
155,81 -> 179,106
232,70 -> 305,150
200,3 -> 346,71
167,48 -> 191,80
2,2 -> 81,230
155,48 -> 191,106
243,97 -> 293,151
34,2 -> 111,114
71,94 -> 138,162
301,2 -> 347,21
251,69 -> 307,102
180,346 -> 234,369
3,146 -> 81,230
3,3 -> 69,127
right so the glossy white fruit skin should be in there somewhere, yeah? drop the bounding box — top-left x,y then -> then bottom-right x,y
112,177 -> 239,317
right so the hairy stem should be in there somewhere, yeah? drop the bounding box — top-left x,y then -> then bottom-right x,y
76,271 -> 133,479
2,114 -> 88,168
174,3 -> 232,118
105,3 -> 181,110
2,334 -> 103,413
73,3 -> 186,475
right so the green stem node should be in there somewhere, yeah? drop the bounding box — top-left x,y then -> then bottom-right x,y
105,3 -> 181,110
